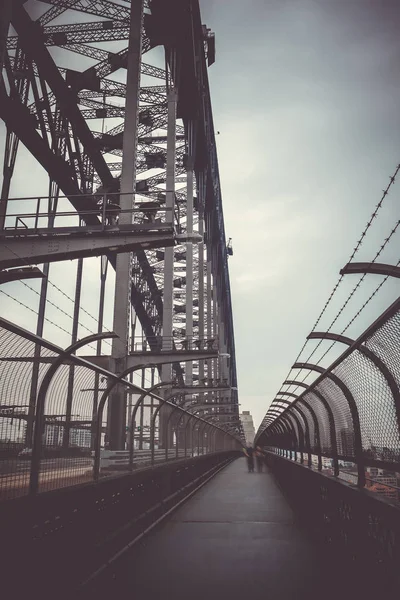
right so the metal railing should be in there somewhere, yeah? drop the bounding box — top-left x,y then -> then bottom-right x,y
1,191 -> 173,232
130,335 -> 219,352
265,451 -> 400,595
258,296 -> 400,503
1,451 -> 239,597
0,318 -> 241,501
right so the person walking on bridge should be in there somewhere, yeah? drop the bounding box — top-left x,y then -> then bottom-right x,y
243,445 -> 255,472
255,446 -> 265,473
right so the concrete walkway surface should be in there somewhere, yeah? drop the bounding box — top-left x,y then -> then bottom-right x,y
89,458 -> 336,600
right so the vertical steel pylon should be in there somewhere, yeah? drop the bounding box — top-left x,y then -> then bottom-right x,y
108,0 -> 144,450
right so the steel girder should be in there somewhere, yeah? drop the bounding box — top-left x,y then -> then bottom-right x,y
0,225 -> 175,269
37,0 -> 132,23
10,3 -> 115,188
0,85 -> 85,203
1,0 -> 238,429
0,267 -> 45,284
7,21 -> 133,50
4,3 -> 165,351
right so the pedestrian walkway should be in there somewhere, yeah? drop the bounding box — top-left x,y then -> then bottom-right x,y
90,457 -> 337,599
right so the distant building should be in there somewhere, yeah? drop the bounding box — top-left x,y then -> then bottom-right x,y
70,428 -> 91,448
0,415 -> 27,443
240,411 -> 255,446
44,424 -> 63,446
43,425 -> 92,449
339,428 -> 355,457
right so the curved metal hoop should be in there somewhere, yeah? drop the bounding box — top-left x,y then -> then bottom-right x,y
308,331 -> 400,431
293,362 -> 365,486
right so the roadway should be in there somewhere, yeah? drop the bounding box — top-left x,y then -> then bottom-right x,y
0,457 -> 93,500
0,456 -> 92,476
0,450 -> 198,500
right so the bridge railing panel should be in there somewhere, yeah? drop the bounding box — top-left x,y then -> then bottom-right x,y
304,392 -> 333,455
264,451 -> 400,595
315,377 -> 357,460
260,300 -> 400,491
0,320 -> 240,502
334,350 -> 400,462
1,451 -> 239,596
365,306 -> 400,390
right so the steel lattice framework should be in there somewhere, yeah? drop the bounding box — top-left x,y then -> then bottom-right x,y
0,0 -> 242,455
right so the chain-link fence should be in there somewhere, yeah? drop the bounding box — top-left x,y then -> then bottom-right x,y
0,318 -> 241,501
259,298 -> 400,504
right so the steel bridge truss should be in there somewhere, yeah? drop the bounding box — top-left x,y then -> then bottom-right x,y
0,0 -> 241,451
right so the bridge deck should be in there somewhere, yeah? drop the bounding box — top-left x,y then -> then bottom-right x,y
90,458 -> 335,599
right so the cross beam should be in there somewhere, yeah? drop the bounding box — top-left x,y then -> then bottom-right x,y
0,225 -> 175,269
0,267 -> 45,284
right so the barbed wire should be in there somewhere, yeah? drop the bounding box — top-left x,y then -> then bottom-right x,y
307,163 -> 400,335
262,163 -> 400,430
307,255 -> 400,371
270,253 -> 400,419
0,288 -> 99,353
293,216 -> 400,388
0,241 -> 112,347
272,256 -> 396,413
18,279 -> 102,338
46,278 -> 112,331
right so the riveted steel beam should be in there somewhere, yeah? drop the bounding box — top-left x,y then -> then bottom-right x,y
0,226 -> 174,269
0,267 -> 45,284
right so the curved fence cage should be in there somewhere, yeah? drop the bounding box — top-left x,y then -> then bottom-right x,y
0,320 -> 241,501
258,298 -> 400,503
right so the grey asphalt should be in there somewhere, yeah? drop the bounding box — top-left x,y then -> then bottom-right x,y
93,457 -> 335,600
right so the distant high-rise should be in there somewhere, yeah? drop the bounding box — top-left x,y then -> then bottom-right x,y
70,428 -> 92,448
240,411 -> 255,446
339,428 -> 355,457
44,424 -> 63,446
44,425 -> 92,448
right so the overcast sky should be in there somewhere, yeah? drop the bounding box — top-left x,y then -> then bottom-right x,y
1,1 -> 400,432
200,0 -> 400,430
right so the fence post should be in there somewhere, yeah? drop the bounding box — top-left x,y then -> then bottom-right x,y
30,332 -> 116,494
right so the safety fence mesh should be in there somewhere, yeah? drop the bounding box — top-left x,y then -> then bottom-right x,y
261,301 -> 400,504
0,323 -> 238,501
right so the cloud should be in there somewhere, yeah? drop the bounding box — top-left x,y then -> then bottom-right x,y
200,0 -> 400,431
2,0 -> 400,435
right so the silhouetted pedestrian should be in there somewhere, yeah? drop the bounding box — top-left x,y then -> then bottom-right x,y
243,445 -> 255,472
255,446 -> 265,473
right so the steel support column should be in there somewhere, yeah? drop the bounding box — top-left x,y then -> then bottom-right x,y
206,249 -> 213,381
212,277 -> 218,381
30,332 -> 116,494
160,85 -> 177,447
91,256 -> 108,449
198,209 -> 205,385
185,144 -> 194,389
0,0 -> 21,231
108,0 -> 143,449
0,0 -> 12,74
63,258 -> 83,447
26,192 -> 59,447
